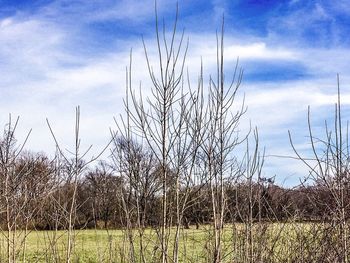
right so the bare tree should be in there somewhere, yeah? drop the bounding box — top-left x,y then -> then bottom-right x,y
110,134 -> 163,262
119,3 -> 196,262
84,161 -> 122,229
0,116 -> 38,263
46,106 -> 111,263
198,18 -> 246,263
289,75 -> 350,263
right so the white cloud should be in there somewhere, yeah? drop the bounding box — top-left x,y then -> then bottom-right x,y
226,42 -> 296,60
0,11 -> 158,158
187,35 -> 296,65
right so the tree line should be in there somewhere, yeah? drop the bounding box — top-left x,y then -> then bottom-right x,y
0,141 -> 346,232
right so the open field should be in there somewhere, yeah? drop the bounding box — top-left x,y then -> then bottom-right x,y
0,223 -> 346,263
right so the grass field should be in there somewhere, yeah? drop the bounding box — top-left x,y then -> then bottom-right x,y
0,227 -> 212,262
0,223 -> 345,262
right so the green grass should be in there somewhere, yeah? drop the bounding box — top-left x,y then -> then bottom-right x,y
0,223 -> 345,262
0,227 -> 212,262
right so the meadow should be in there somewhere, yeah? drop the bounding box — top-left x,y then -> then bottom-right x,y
0,223 -> 343,263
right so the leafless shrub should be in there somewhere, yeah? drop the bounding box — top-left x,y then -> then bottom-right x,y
289,75 -> 350,263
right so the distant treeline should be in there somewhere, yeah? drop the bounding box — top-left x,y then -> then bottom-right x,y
0,142 -> 346,231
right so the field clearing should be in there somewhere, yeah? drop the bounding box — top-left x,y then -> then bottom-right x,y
0,222 -> 340,262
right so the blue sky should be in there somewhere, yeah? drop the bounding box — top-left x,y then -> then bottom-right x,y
0,0 -> 350,186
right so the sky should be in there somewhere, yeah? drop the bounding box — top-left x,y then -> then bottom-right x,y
0,0 -> 350,186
